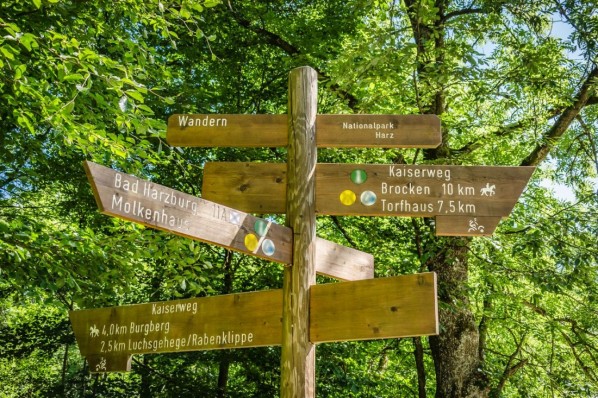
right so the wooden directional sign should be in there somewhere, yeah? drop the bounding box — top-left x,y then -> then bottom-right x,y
167,114 -> 441,148
84,160 -> 292,264
314,237 -> 373,281
310,272 -> 438,343
70,273 -> 437,372
167,114 -> 288,148
201,162 -> 535,236
316,114 -> 441,148
84,161 -> 373,279
69,289 -> 282,372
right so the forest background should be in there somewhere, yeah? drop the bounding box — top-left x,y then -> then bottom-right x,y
0,0 -> 596,397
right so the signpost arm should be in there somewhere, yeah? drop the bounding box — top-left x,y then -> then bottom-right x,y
281,66 -> 318,397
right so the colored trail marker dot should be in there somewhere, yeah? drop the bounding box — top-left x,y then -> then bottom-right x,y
244,233 -> 259,251
229,211 -> 241,225
262,239 -> 276,256
350,169 -> 367,184
254,219 -> 268,236
340,190 -> 357,206
360,191 -> 377,206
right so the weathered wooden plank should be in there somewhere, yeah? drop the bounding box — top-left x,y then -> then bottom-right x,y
85,161 -> 372,280
83,161 -> 292,264
316,114 -> 441,148
167,114 -> 441,148
310,272 -> 438,343
281,66 -> 317,398
203,162 -> 287,213
314,237 -> 373,281
167,114 -> 288,147
69,289 -> 283,372
201,162 -> 535,236
70,273 -> 437,373
315,164 -> 535,217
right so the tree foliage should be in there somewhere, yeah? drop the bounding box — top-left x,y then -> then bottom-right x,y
1,0 -> 596,397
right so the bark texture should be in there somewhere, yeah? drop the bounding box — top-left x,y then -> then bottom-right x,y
428,238 -> 488,398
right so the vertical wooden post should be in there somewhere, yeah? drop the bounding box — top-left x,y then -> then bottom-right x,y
281,66 -> 318,397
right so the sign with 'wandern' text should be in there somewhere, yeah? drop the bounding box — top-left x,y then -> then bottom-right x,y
167,114 -> 441,148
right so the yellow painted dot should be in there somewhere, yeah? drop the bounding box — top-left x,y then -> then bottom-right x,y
339,190 -> 356,206
244,234 -> 259,251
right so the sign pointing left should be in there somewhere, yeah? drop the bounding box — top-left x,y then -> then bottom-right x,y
83,161 -> 293,264
84,161 -> 374,280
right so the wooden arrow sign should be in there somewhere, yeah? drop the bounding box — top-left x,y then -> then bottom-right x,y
167,114 -> 441,148
202,162 -> 535,236
70,273 -> 437,372
69,289 -> 282,372
84,161 -> 373,279
84,160 -> 292,264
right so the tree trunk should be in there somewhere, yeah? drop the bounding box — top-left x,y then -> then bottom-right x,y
217,353 -> 230,398
428,237 -> 489,397
413,337 -> 427,398
403,1 -> 490,395
217,250 -> 235,398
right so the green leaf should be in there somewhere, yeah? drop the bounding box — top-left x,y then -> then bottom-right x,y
204,0 -> 221,7
0,45 -> 16,60
33,0 -> 42,8
137,104 -> 154,115
14,64 -> 26,80
63,74 -> 85,82
125,89 -> 144,103
17,113 -> 35,134
20,33 -> 39,51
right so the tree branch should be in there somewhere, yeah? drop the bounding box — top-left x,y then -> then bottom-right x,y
225,1 -> 360,110
478,290 -> 492,362
490,334 -> 528,398
442,8 -> 486,23
329,216 -> 358,248
521,66 -> 598,166
226,1 -> 300,56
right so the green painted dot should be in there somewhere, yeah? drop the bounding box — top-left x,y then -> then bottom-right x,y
350,169 -> 367,184
254,219 -> 268,236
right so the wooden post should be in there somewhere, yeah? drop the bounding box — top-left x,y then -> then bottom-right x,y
281,66 -> 317,397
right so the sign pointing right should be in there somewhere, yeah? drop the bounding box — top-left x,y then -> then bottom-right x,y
201,162 -> 535,236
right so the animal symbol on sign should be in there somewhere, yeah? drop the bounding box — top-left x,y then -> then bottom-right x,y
480,183 -> 496,196
89,325 -> 100,338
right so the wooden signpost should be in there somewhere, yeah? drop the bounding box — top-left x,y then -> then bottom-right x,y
84,160 -> 373,281
71,65 -> 534,397
167,113 -> 441,148
70,273 -> 437,372
201,162 -> 535,236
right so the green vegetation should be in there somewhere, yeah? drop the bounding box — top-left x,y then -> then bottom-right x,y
1,0 -> 596,396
